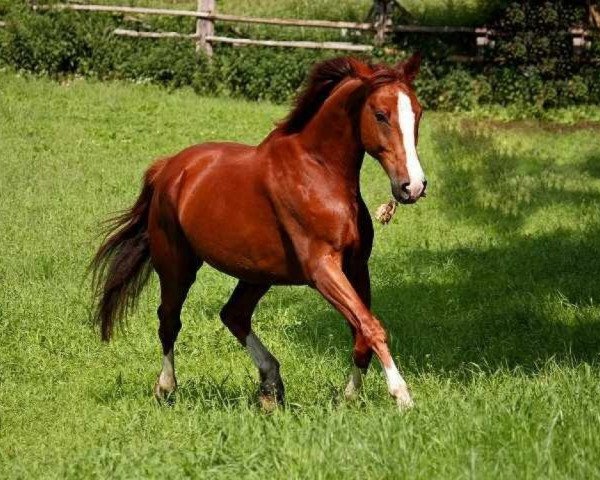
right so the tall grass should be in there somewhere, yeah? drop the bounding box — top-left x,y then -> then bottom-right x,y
1,72 -> 599,478
53,0 -> 503,23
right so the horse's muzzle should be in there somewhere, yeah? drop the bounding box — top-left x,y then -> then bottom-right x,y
392,179 -> 427,204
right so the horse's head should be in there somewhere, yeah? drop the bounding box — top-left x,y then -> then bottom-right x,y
358,54 -> 427,204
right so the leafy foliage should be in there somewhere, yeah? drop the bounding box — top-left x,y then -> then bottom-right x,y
0,0 -> 598,112
481,1 -> 598,109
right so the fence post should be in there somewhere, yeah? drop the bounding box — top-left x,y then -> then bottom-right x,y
196,0 -> 215,56
476,28 -> 491,59
373,0 -> 390,46
589,1 -> 600,28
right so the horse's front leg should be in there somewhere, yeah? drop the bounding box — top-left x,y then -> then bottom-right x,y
311,255 -> 413,408
343,263 -> 373,400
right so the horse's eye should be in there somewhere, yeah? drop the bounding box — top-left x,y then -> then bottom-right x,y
375,111 -> 389,124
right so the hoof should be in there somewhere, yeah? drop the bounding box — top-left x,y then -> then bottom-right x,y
344,389 -> 359,402
393,388 -> 414,410
259,393 -> 281,412
344,381 -> 361,401
258,380 -> 284,412
344,367 -> 364,401
153,374 -> 177,403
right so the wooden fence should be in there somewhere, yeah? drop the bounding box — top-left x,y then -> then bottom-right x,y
1,2 -> 594,58
26,1 -> 495,56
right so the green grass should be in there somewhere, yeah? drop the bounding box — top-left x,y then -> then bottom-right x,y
1,72 -> 600,479
52,0 -> 372,21
60,0 -> 505,24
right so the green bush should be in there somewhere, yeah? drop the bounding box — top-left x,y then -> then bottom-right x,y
492,1 -> 587,78
0,0 -> 598,113
205,47 -> 330,103
1,8 -> 99,75
482,1 -> 596,110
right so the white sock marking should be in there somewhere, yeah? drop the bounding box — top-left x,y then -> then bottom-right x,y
397,92 -> 425,196
158,349 -> 176,390
344,366 -> 364,398
384,363 -> 406,394
383,359 -> 413,407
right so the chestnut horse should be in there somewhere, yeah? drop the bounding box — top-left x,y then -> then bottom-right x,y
91,54 -> 427,409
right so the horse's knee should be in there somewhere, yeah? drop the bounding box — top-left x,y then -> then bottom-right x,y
360,318 -> 388,350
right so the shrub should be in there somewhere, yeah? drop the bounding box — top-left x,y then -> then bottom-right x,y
481,1 -> 595,111
206,47 -> 330,103
491,1 -> 588,79
0,0 -> 598,113
2,8 -> 96,75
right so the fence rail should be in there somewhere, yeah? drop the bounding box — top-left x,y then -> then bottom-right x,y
5,2 -> 593,57
112,28 -> 374,51
32,1 -> 501,55
37,3 -> 377,32
36,2 -> 497,34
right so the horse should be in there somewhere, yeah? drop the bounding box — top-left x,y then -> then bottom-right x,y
91,53 -> 427,409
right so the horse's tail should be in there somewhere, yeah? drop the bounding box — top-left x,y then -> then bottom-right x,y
90,158 -> 167,341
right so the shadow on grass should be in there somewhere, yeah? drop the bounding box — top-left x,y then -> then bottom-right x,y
429,124 -> 600,235
276,124 -> 600,376
583,154 -> 600,179
382,229 -> 600,371
278,227 -> 600,377
176,375 -> 254,409
93,372 -> 254,409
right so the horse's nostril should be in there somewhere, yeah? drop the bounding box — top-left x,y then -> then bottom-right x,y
400,182 -> 411,194
422,180 -> 428,190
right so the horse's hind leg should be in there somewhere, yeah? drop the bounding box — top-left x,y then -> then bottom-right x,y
151,232 -> 200,401
220,281 -> 283,409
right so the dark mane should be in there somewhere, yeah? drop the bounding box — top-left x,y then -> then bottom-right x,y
277,57 -> 401,134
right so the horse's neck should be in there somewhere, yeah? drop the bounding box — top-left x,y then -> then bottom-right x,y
298,79 -> 366,184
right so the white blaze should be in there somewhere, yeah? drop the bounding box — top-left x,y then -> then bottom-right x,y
397,92 -> 425,196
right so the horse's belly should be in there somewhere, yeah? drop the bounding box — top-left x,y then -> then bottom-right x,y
177,159 -> 303,284
189,220 -> 302,284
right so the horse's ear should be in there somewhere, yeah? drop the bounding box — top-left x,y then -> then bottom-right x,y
396,52 -> 421,84
350,58 -> 374,84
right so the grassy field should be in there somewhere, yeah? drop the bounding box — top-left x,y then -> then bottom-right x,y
1,72 -> 600,479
